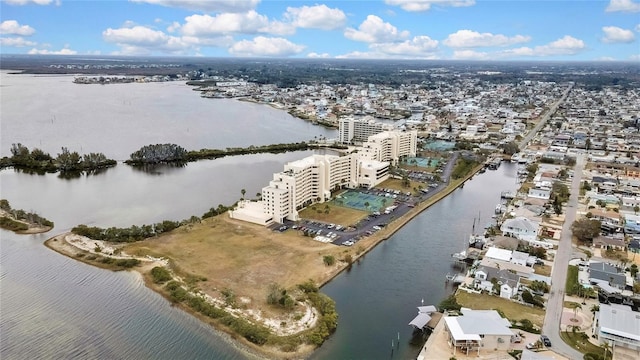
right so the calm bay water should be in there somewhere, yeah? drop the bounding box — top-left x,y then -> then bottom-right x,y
1,72 -> 517,359
0,71 -> 336,160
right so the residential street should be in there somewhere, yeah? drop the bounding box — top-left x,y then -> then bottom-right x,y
518,84 -> 573,151
542,154 -> 586,360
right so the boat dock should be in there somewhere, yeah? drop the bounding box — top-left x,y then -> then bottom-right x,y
445,272 -> 466,284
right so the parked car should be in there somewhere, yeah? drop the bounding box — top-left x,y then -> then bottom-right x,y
526,342 -> 537,350
540,335 -> 551,347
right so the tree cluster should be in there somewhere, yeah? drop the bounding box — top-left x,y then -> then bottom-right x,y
0,199 -> 53,228
1,143 -> 116,173
451,158 -> 478,180
71,217 -> 200,243
128,143 -> 188,164
571,218 -> 602,243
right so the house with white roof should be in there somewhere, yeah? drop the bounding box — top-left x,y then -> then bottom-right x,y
444,309 -> 516,356
592,304 -> 640,360
500,216 -> 540,242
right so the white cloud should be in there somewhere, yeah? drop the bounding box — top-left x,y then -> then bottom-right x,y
335,51 -> 376,59
103,25 -> 194,54
500,35 -> 586,57
443,29 -> 530,48
602,26 -> 635,43
167,21 -> 181,33
636,24 -> 640,32
384,0 -> 475,12
0,36 -> 37,47
597,56 -> 616,61
344,15 -> 409,43
307,52 -> 330,58
285,4 -> 347,30
130,0 -> 260,13
181,11 -> 293,37
228,36 -> 305,57
28,46 -> 76,55
4,0 -> 56,5
371,35 -> 439,56
452,49 -> 490,60
630,54 -> 640,60
0,20 -> 36,36
605,0 -> 640,12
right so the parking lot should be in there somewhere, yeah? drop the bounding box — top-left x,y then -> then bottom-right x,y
271,152 -> 458,248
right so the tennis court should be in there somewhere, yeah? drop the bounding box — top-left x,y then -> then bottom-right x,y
423,140 -> 455,151
403,157 -> 441,168
334,190 -> 391,212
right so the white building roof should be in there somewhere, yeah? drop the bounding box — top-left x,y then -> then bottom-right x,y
598,304 -> 640,342
502,216 -> 539,232
445,309 -> 513,341
485,247 -> 512,262
409,313 -> 431,329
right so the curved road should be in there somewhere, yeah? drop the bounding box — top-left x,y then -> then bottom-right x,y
542,154 -> 586,360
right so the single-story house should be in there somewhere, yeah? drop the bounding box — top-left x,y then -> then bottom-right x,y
592,235 -> 626,251
589,262 -> 626,290
444,309 -> 516,356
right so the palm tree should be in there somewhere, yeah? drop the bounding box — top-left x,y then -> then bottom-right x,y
241,188 -> 246,200
602,341 -> 611,360
583,287 -> 596,304
573,302 -> 582,321
590,304 -> 600,319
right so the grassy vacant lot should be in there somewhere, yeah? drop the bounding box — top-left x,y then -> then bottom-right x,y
534,264 -> 552,276
298,201 -> 368,226
566,265 -> 579,295
124,215 -> 350,316
456,291 -> 545,327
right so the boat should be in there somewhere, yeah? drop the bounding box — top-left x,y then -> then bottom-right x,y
500,190 -> 515,199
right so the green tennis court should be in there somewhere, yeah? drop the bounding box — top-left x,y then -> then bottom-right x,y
334,191 -> 391,212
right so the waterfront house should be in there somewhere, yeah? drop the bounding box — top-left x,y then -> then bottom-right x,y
444,309 -> 516,356
474,265 -> 520,299
500,216 -> 540,243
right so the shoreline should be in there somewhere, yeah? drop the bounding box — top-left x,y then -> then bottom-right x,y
43,232 -> 316,360
0,211 -> 53,235
41,161 -> 484,359
317,162 -> 483,287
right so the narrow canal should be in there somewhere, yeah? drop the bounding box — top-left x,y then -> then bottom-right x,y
311,163 -> 519,360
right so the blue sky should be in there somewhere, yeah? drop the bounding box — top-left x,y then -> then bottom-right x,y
1,0 -> 639,61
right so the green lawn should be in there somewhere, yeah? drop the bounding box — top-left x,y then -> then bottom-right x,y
560,331 -> 607,356
456,291 -> 545,328
566,265 -> 579,295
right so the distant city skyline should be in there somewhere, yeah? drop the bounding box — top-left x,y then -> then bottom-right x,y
1,0 -> 639,61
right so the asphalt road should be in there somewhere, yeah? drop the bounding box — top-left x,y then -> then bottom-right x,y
542,154 -> 586,360
518,84 -> 573,151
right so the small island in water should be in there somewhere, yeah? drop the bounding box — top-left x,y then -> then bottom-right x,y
0,199 -> 54,234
